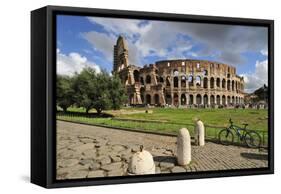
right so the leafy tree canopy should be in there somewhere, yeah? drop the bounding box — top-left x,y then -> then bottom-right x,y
57,67 -> 126,114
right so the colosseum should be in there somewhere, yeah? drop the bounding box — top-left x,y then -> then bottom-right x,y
113,36 -> 245,108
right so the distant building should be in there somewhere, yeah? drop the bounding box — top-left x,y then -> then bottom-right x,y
113,36 -> 245,107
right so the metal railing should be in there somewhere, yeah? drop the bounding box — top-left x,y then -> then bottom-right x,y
56,112 -> 268,148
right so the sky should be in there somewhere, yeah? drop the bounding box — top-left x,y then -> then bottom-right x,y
56,15 -> 268,93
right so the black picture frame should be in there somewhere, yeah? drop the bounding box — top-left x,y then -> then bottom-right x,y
31,5 -> 274,188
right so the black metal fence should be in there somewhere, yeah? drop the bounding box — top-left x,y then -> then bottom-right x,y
57,113 -> 268,148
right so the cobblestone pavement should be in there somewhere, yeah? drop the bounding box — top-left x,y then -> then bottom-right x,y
56,121 -> 268,180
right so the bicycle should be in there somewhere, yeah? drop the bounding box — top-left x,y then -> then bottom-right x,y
218,119 -> 261,148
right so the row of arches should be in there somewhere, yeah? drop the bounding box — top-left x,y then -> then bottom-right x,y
137,73 -> 243,92
139,93 -> 244,106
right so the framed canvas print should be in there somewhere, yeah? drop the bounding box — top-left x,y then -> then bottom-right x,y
31,5 -> 274,188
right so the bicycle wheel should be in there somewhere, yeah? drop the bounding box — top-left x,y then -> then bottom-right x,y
218,129 -> 234,145
244,131 -> 261,148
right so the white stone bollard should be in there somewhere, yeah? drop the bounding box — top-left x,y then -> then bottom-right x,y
177,128 -> 191,166
128,146 -> 155,175
195,119 -> 205,146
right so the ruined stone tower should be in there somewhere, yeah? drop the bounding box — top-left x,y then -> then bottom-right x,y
113,36 -> 129,72
113,36 -> 143,105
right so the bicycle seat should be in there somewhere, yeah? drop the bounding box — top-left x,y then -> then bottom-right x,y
242,123 -> 248,127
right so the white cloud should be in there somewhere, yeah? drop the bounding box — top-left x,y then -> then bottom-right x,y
87,17 -> 151,41
57,49 -> 101,75
85,18 -> 195,65
261,49 -> 268,56
84,17 -> 268,69
241,60 -> 268,93
82,31 -> 115,63
82,30 -> 142,65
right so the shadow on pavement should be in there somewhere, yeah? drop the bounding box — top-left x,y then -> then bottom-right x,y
240,152 -> 268,160
153,155 -> 176,163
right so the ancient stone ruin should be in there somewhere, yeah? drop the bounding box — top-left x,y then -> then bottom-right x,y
113,36 -> 245,108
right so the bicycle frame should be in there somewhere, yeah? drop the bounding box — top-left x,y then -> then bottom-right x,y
228,124 -> 247,142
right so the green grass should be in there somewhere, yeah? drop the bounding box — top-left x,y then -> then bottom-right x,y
116,108 -> 268,131
57,107 -> 268,145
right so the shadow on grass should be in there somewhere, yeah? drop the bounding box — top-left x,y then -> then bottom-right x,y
240,152 -> 268,160
56,110 -> 113,118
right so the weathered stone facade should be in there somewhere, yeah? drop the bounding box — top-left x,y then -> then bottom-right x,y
113,36 -> 245,107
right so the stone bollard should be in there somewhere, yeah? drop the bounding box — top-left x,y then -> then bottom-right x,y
128,146 -> 155,175
195,119 -> 205,146
177,128 -> 191,166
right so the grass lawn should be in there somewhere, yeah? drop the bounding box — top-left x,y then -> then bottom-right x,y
57,107 -> 268,145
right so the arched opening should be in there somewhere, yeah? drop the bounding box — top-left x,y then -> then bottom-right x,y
196,94 -> 202,105
188,75 -> 193,86
140,87 -> 145,104
189,95 -> 194,105
146,94 -> 151,105
140,95 -> 144,104
232,96 -> 235,104
227,96 -> 231,104
181,76 -> 186,88
165,94 -> 172,105
236,96 -> 238,104
210,95 -> 215,105
203,69 -> 208,76
203,94 -> 208,105
146,75 -> 151,84
174,93 -> 179,106
166,76 -> 171,87
216,95 -> 221,105
232,80 -> 235,91
173,69 -> 179,76
133,70 -> 140,82
203,77 -> 208,88
227,80 -> 230,91
222,79 -> 226,89
154,94 -> 159,106
140,77 -> 144,85
159,76 -> 164,83
181,94 -> 186,105
222,95 -> 226,105
196,76 -> 201,87
156,76 -> 159,83
216,78 -> 220,88
124,76 -> 128,85
129,94 -> 134,105
210,77 -> 215,89
174,77 -> 179,88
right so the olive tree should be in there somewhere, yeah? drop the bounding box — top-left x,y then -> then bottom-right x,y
56,75 -> 75,112
72,67 -> 126,114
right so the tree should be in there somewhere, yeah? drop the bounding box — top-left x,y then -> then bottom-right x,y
108,73 -> 127,110
72,67 -> 126,114
56,75 -> 74,112
72,67 -> 97,114
91,70 -> 112,114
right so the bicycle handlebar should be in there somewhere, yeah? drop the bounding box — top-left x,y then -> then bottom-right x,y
229,118 -> 233,125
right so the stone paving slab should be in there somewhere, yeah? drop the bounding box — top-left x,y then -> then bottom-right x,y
56,121 -> 268,180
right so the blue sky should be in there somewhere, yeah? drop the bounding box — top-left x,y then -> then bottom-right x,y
56,15 -> 268,93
